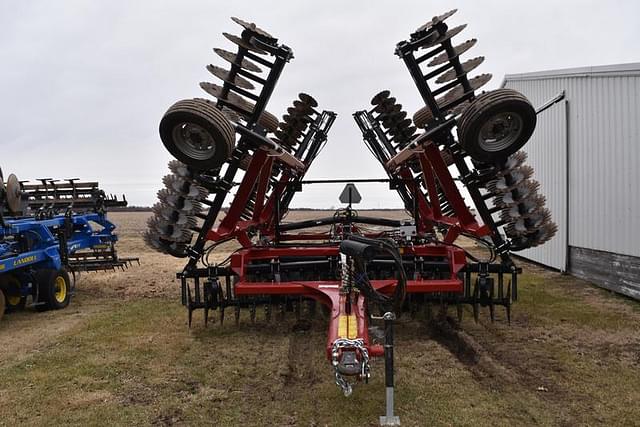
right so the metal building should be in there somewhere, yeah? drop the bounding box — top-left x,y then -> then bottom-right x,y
502,63 -> 640,299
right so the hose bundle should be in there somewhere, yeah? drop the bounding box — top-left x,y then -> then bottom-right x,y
340,235 -> 407,315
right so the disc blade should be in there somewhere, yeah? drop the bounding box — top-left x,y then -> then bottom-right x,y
531,221 -> 558,246
144,230 -> 189,257
371,90 -> 391,106
213,48 -> 262,73
499,151 -> 528,175
282,114 -> 312,125
292,100 -> 314,115
435,56 -> 485,84
279,121 -> 307,133
199,82 -> 254,114
157,189 -> 203,212
442,73 -> 492,104
298,93 -> 318,108
449,100 -> 471,116
152,203 -> 198,226
6,173 -> 22,213
413,9 -> 458,34
206,64 -> 255,90
373,98 -> 400,114
147,217 -> 193,242
500,194 -> 546,221
492,179 -> 540,206
428,39 -> 477,67
505,207 -> 552,237
420,24 -> 467,50
167,160 -> 191,178
222,32 -> 267,54
487,165 -> 534,194
379,110 -> 407,123
221,107 -> 242,123
162,175 -> 209,199
230,17 -> 275,42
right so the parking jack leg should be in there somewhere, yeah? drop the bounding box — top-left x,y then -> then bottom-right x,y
380,312 -> 400,426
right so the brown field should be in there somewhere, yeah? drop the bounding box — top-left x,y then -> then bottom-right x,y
1,211 -> 639,426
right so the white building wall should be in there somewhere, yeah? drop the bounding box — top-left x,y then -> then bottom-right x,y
504,64 -> 640,267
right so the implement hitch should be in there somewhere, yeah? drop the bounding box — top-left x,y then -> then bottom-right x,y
147,10 -> 558,425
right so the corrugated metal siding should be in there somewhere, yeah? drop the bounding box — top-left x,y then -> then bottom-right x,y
523,99 -> 567,270
505,70 -> 640,263
502,79 -> 568,270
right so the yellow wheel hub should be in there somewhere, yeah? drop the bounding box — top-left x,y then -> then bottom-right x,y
4,276 -> 23,307
54,276 -> 67,303
6,295 -> 21,306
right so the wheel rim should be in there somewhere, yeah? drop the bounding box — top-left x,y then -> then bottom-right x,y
5,275 -> 22,307
171,123 -> 216,161
477,112 -> 523,152
7,295 -> 21,306
54,276 -> 67,303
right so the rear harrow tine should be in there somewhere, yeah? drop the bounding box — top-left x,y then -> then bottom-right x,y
489,278 -> 496,322
294,297 -> 301,321
440,299 -> 448,321
250,302 -> 256,324
456,301 -> 463,323
220,305 -> 225,326
472,280 -> 480,323
307,299 -> 316,319
506,280 -> 512,325
187,284 -> 194,328
425,301 -> 433,321
265,301 -> 272,322
234,304 -> 241,325
410,297 -> 419,320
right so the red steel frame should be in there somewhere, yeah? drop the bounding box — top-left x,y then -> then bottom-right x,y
230,245 -> 466,358
203,137 -> 487,364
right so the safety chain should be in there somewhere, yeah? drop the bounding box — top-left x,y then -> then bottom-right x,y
331,338 -> 371,396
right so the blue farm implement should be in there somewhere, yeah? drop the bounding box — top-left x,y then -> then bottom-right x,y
146,11 -> 557,424
0,170 -> 138,320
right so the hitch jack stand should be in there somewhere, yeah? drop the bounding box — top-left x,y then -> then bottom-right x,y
380,312 -> 401,426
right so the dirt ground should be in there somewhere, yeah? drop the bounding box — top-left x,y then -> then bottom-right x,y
1,211 -> 639,426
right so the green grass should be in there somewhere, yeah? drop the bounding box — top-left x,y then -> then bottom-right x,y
1,269 -> 640,426
517,272 -> 639,329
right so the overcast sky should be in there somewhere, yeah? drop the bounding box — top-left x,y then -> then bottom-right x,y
1,1 -> 639,208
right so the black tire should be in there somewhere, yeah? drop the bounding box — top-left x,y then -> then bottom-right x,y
159,98 -> 236,170
413,106 -> 434,128
457,89 -> 536,163
258,111 -> 279,133
0,274 -> 26,312
36,268 -> 71,311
